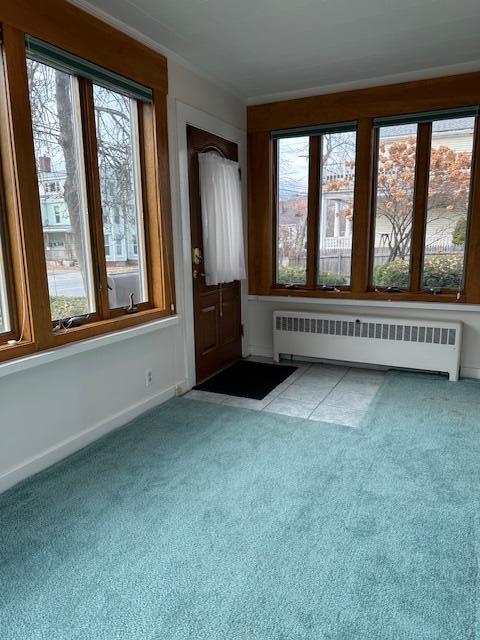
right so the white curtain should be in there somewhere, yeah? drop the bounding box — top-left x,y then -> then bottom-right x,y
198,152 -> 246,286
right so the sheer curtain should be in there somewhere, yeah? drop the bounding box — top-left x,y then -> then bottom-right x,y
198,152 -> 246,286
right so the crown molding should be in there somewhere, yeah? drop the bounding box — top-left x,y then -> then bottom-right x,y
247,59 -> 480,106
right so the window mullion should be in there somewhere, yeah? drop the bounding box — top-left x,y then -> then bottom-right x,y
306,136 -> 320,289
77,77 -> 109,319
464,116 -> 480,303
351,118 -> 374,293
410,122 -> 431,293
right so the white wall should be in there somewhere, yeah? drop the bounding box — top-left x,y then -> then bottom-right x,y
247,297 -> 480,379
0,49 -> 246,493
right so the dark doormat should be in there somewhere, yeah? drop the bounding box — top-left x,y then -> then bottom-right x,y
194,360 -> 297,400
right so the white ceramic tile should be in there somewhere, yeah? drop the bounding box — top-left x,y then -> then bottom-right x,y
280,381 -> 333,406
334,379 -> 382,398
263,398 -> 314,419
309,404 -> 364,427
184,390 -> 226,404
301,365 -> 347,382
321,389 -> 374,411
344,368 -> 386,382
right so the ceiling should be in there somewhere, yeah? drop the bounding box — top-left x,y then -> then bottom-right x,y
80,0 -> 480,102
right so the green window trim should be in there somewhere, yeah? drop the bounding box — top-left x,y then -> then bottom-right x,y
374,106 -> 479,128
25,35 -> 153,102
272,121 -> 357,140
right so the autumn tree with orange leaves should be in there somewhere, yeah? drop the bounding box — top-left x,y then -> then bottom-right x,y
327,136 -> 472,262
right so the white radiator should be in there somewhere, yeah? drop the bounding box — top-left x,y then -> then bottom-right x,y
273,310 -> 462,381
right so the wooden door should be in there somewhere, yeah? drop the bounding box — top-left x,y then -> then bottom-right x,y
187,126 -> 242,383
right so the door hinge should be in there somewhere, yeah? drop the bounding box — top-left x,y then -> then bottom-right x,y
240,323 -> 244,337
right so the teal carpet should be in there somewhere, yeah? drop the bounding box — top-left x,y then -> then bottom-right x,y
1,371 -> 480,639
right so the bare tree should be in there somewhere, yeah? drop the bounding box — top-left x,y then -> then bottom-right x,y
27,61 -> 139,317
327,135 -> 472,262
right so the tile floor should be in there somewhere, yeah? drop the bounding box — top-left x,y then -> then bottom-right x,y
184,357 -> 387,427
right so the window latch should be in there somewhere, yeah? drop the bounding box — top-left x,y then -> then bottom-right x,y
125,292 -> 139,314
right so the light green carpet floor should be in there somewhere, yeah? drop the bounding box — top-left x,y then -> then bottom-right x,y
1,371 -> 480,639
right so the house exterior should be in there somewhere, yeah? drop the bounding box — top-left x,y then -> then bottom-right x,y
38,157 -> 140,268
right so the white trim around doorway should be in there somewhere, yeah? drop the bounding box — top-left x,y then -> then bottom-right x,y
173,101 -> 248,390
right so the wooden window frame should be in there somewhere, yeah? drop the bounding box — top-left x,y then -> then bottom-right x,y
248,73 -> 480,305
0,0 -> 175,364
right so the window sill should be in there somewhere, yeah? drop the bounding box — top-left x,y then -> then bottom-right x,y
0,314 -> 179,379
248,293 -> 480,313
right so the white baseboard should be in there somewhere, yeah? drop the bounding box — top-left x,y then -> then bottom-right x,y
0,382 -> 183,495
460,367 -> 480,379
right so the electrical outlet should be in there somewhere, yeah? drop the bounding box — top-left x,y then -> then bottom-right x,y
145,368 -> 153,388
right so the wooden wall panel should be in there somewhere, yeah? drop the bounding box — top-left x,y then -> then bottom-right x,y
248,131 -> 273,294
248,72 -> 480,133
350,119 -> 374,294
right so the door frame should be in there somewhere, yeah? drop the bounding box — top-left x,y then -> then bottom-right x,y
175,101 -> 248,390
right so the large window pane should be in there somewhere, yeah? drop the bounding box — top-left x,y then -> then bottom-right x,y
27,60 -> 95,321
276,137 -> 309,285
93,86 -> 148,309
372,123 -> 418,288
422,116 -> 475,290
0,229 -> 10,334
318,130 -> 356,286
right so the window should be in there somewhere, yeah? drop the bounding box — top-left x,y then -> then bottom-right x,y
318,128 -> 356,286
0,2 -> 174,364
372,123 -> 418,289
422,116 -> 475,291
250,82 -> 480,304
94,85 -> 148,308
275,125 -> 357,288
27,58 -> 96,321
276,136 -> 309,285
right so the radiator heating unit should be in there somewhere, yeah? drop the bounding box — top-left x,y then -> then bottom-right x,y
273,310 -> 462,381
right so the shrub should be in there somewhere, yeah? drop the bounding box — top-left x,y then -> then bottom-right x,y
452,216 -> 467,246
317,272 -> 348,286
277,266 -> 347,286
422,254 -> 464,288
374,254 -> 464,289
373,259 -> 410,288
277,266 -> 306,285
